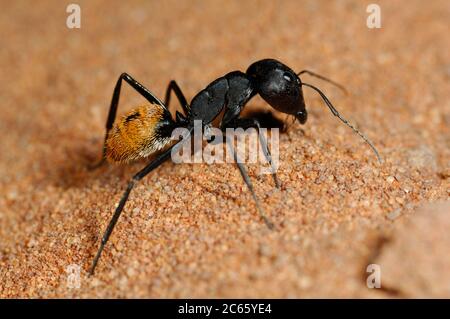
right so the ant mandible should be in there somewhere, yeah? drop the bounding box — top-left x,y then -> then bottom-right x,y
88,58 -> 381,275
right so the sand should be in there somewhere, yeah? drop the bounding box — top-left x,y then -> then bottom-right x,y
0,0 -> 449,298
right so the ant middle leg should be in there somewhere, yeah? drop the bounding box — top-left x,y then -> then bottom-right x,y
89,73 -> 168,170
223,118 -> 281,188
224,136 -> 274,230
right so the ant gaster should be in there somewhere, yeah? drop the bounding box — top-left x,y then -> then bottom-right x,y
88,58 -> 381,275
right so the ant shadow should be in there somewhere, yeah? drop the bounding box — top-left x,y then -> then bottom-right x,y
37,133 -> 136,190
242,109 -> 288,132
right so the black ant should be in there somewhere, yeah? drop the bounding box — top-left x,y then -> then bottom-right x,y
88,58 -> 381,275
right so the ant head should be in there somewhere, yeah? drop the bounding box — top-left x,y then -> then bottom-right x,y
247,59 -> 382,163
247,59 -> 307,124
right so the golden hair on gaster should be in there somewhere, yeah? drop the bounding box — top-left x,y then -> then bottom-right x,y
105,104 -> 173,163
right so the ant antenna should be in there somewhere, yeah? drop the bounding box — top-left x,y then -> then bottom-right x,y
302,82 -> 382,163
298,70 -> 348,95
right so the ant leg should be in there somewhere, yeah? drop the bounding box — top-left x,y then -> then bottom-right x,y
225,136 -> 274,230
225,118 -> 281,188
89,134 -> 190,276
90,73 -> 168,169
164,80 -> 190,116
297,70 -> 348,95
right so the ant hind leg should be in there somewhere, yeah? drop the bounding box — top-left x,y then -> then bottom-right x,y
89,134 -> 191,276
164,80 -> 190,116
90,73 -> 169,170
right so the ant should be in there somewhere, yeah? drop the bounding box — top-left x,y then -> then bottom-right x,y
88,58 -> 381,275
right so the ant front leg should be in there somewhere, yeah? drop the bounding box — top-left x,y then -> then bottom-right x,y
223,117 -> 281,188
89,73 -> 167,170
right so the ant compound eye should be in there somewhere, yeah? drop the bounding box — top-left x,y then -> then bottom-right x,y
283,72 -> 294,82
283,71 -> 301,85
